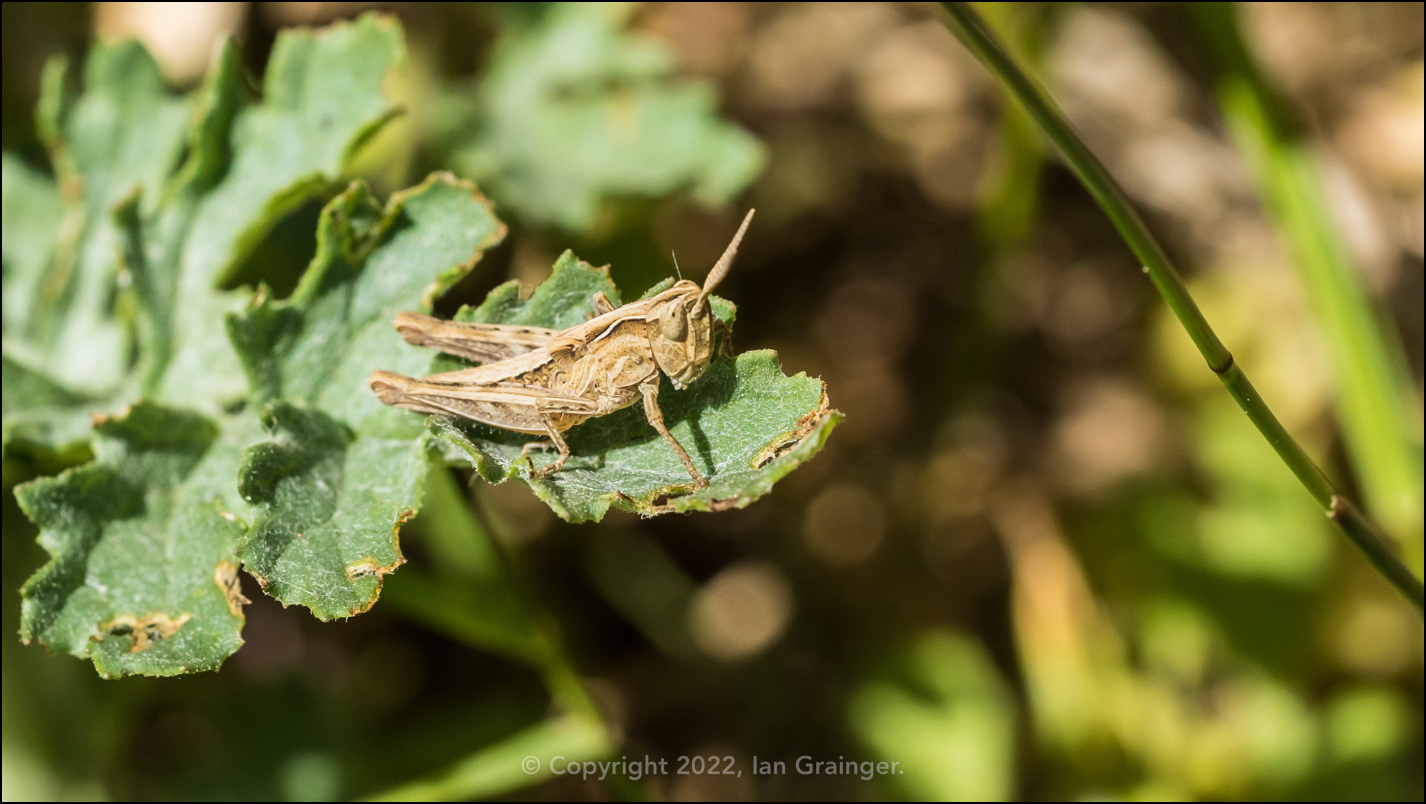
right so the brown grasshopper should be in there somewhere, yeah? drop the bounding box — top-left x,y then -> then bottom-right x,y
369,210 -> 754,489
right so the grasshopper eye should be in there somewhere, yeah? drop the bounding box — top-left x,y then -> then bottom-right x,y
661,309 -> 687,340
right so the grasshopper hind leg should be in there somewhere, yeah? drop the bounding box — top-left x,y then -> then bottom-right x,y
526,414 -> 572,479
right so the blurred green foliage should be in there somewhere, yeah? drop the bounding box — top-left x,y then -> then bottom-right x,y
2,2 -> 1422,801
1190,2 -> 1424,569
441,2 -> 765,231
848,631 -> 1017,800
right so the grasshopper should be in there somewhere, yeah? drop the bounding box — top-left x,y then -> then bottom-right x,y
369,210 -> 754,489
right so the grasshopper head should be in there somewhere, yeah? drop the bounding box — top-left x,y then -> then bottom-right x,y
647,210 -> 754,390
648,283 -> 713,389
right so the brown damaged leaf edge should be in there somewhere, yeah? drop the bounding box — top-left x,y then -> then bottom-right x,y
89,405 -> 132,429
752,389 -> 834,469
605,487 -> 689,518
214,559 -> 250,617
705,496 -> 749,512
96,612 -> 193,654
341,508 -> 412,616
645,486 -> 700,513
638,492 -> 740,516
612,388 -> 839,517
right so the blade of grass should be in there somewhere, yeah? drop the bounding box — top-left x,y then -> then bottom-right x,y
1187,1 -> 1423,570
937,2 -> 1423,609
366,715 -> 610,802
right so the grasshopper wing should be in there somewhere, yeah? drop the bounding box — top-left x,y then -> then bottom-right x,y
370,370 -> 597,434
395,312 -> 558,364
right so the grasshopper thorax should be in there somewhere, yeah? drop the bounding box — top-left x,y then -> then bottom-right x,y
647,281 -> 713,390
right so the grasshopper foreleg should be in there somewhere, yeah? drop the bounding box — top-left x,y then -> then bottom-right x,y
639,377 -> 707,489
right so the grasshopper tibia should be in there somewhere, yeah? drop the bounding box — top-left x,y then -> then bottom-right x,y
640,376 -> 706,489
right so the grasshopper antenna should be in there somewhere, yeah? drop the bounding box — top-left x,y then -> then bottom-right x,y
698,209 -> 754,308
671,250 -> 683,281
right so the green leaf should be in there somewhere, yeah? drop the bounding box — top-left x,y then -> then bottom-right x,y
228,173 -> 506,619
115,37 -> 250,401
236,402 -> 422,620
3,38 -> 245,468
157,13 -> 406,410
1,353 -> 99,471
27,43 -> 191,394
12,16 -> 416,671
14,402 -> 254,677
182,12 -> 404,292
6,13 -> 407,449
1,153 -> 65,338
448,2 -> 765,231
465,250 -> 625,328
425,255 -> 840,523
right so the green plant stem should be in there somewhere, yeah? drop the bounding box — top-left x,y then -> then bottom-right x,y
1187,1 -> 1422,568
371,462 -> 613,800
938,2 -> 1423,609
